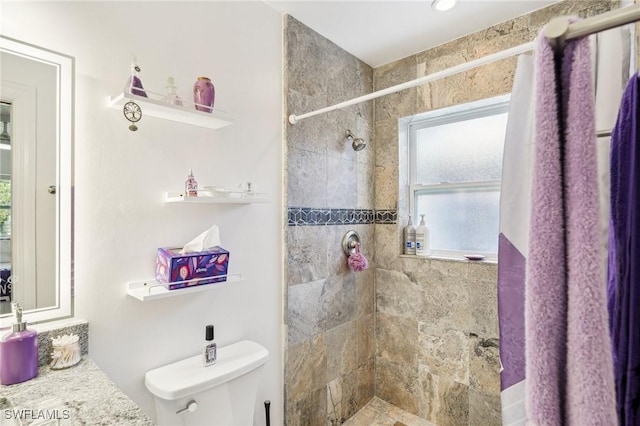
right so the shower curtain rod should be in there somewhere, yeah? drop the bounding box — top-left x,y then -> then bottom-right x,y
288,4 -> 640,126
287,41 -> 534,125
545,3 -> 640,49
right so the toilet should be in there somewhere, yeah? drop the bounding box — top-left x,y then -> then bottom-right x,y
145,340 -> 269,426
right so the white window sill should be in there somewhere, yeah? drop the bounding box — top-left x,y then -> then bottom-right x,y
398,254 -> 497,264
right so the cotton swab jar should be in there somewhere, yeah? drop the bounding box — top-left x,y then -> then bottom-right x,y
50,334 -> 81,369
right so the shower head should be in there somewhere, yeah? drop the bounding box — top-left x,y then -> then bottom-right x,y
345,129 -> 366,151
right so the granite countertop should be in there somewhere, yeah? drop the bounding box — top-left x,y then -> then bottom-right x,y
1,356 -> 152,425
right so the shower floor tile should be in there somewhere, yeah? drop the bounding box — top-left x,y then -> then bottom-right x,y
343,397 -> 436,426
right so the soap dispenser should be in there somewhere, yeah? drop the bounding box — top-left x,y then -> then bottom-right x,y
0,302 -> 38,385
403,215 -> 416,255
416,214 -> 430,256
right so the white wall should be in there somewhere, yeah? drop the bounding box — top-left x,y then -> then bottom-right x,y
1,2 -> 284,424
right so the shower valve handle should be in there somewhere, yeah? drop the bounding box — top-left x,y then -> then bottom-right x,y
176,400 -> 198,415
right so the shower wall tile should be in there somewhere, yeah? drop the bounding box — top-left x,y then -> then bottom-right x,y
287,147 -> 327,208
376,312 -> 418,367
327,371 -> 359,426
356,357 -> 375,407
374,119 -> 399,168
326,44 -> 366,105
287,334 -> 327,398
326,109 -> 358,161
374,224 -> 401,269
374,163 -> 399,210
468,277 -> 500,338
356,268 -> 375,317
287,274 -> 360,345
287,279 -> 325,344
420,272 -> 470,333
357,313 -> 375,362
287,88 -> 330,155
356,160 -> 375,209
287,226 -> 327,286
327,156 -> 357,208
284,17 -> 375,423
376,268 -> 424,319
286,386 -> 327,426
376,356 -> 419,414
326,320 -> 358,382
420,370 -> 470,426
419,321 -> 469,386
468,389 -> 501,426
429,258 -> 469,278
319,274 -> 357,331
285,17 -> 328,99
468,334 -> 501,395
374,55 -> 419,122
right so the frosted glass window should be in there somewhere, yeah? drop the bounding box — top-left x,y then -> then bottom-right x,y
415,112 -> 508,184
408,95 -> 509,257
415,188 -> 500,253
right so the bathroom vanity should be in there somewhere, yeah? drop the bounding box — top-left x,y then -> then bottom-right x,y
2,357 -> 152,425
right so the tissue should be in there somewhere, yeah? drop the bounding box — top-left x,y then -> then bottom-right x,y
156,225 -> 229,290
181,225 -> 221,254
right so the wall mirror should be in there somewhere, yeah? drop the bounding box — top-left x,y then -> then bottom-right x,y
0,36 -> 74,326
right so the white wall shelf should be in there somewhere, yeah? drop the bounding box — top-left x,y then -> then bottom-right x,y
164,191 -> 269,204
108,92 -> 234,130
127,274 -> 243,302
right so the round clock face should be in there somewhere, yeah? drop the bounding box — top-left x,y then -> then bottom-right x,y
123,101 -> 142,123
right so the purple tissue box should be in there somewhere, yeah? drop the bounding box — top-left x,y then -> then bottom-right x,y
156,246 -> 229,290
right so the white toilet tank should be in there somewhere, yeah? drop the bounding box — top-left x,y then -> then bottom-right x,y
145,340 -> 269,426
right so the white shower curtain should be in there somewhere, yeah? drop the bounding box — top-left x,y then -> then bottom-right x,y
497,28 -> 629,426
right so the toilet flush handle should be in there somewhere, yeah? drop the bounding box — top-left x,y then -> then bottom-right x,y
176,400 -> 198,415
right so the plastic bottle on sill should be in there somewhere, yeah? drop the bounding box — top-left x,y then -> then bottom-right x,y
403,215 -> 416,255
416,214 -> 430,256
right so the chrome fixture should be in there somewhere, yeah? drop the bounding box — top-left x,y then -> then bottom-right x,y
342,230 -> 361,257
345,129 -> 366,151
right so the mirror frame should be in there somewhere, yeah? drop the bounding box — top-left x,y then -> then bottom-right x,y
0,36 -> 74,326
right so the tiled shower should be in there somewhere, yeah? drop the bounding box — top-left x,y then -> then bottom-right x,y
283,1 -> 616,425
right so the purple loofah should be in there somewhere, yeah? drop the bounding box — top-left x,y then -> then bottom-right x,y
348,243 -> 368,272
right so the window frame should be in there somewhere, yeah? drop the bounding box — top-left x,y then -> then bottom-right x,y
407,94 -> 511,260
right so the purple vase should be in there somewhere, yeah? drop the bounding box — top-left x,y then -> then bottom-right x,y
193,77 -> 215,113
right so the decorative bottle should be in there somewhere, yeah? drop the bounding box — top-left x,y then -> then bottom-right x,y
202,325 -> 217,367
403,215 -> 416,255
185,170 -> 198,197
416,214 -> 430,256
0,302 -> 38,385
193,77 -> 215,113
125,54 -> 148,98
164,77 -> 183,106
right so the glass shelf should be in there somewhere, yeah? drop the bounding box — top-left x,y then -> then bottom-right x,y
108,92 -> 234,130
127,273 -> 243,301
164,191 -> 269,204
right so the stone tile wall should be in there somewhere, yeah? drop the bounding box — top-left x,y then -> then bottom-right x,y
372,1 -> 617,425
284,16 -> 376,426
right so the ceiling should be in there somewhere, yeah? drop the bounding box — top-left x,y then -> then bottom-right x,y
264,0 -> 561,67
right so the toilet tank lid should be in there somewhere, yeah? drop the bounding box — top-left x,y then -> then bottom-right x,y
145,340 -> 269,401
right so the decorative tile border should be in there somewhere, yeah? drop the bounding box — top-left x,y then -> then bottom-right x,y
375,210 -> 398,224
287,207 -> 397,226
